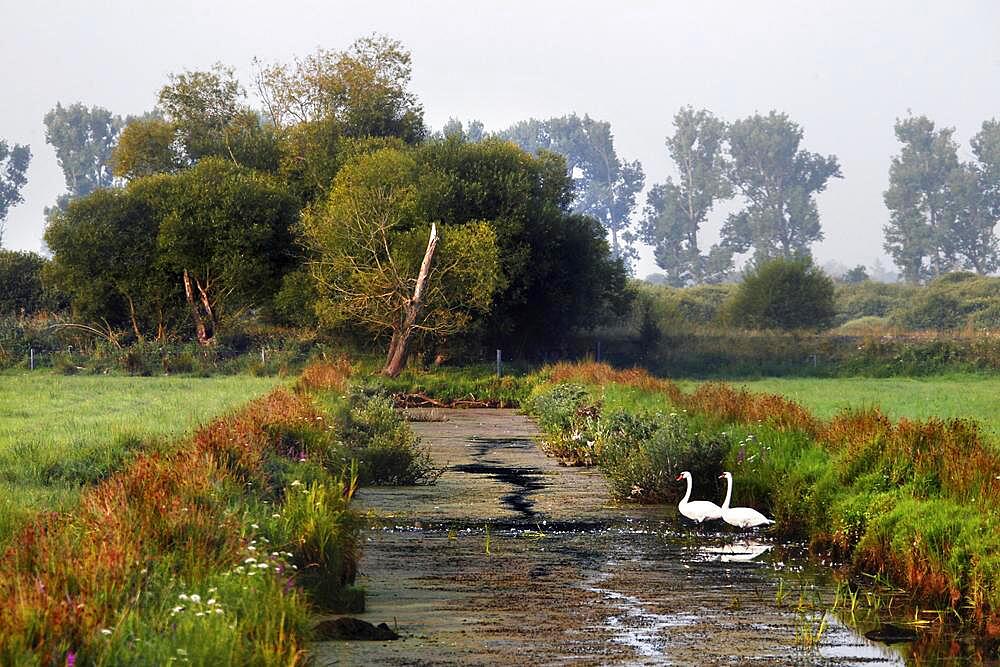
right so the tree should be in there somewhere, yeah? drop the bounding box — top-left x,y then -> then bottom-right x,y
112,115 -> 185,179
158,64 -> 244,161
46,160 -> 297,343
961,119 -> 1000,274
414,136 -> 631,353
43,103 -> 123,202
883,116 -> 962,282
640,107 -> 733,285
156,159 -> 298,344
883,116 -> 999,281
725,258 -> 835,330
441,118 -> 485,142
254,34 -> 424,142
842,265 -> 870,284
499,114 -> 645,267
0,140 -> 31,246
45,187 -> 181,339
0,250 -> 56,315
722,111 -> 841,263
302,147 -> 499,375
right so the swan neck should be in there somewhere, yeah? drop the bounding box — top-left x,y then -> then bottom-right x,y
681,476 -> 692,504
722,475 -> 732,510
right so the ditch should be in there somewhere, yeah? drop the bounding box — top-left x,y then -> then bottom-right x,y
313,408 -> 986,665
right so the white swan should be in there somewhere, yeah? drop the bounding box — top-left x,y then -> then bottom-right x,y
676,471 -> 723,523
718,471 -> 774,529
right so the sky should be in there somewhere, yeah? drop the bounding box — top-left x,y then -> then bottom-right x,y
2,0 -> 999,278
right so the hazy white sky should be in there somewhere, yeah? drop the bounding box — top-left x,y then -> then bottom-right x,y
2,0 -> 999,277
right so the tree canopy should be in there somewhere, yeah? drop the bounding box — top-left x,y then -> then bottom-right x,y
0,140 -> 31,246
722,111 -> 842,263
303,147 -> 499,373
499,114 -> 644,267
43,103 -> 123,202
884,115 -> 999,282
640,107 -> 732,286
254,35 -> 424,143
46,159 -> 297,343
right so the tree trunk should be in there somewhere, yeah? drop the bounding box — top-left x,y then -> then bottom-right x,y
382,224 -> 439,377
126,296 -> 144,342
183,269 -> 211,346
194,277 -> 216,341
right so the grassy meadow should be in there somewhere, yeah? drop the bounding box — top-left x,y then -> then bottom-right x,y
0,372 -> 284,542
0,361 -> 439,664
676,375 -> 1000,437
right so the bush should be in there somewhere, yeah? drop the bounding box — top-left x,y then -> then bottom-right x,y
893,273 -> 1000,330
0,250 -> 63,316
834,281 -> 914,325
724,258 -> 835,331
599,411 -> 728,503
525,383 -> 591,433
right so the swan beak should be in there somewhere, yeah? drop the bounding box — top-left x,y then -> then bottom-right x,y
718,473 -> 725,479
675,474 -> 683,481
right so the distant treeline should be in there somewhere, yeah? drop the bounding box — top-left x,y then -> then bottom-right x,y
0,34 -> 997,365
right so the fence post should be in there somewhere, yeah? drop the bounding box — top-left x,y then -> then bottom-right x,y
496,349 -> 502,378
30,348 -> 34,370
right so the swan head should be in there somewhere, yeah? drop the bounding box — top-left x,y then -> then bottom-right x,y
676,471 -> 691,482
718,471 -> 732,480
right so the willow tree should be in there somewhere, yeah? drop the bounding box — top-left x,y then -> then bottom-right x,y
303,147 -> 499,376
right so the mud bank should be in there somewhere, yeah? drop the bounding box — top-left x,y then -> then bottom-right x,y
311,409 -> 936,665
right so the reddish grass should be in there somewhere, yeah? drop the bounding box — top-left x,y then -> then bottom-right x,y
545,361 -> 683,402
0,362 -> 353,663
296,358 -> 352,393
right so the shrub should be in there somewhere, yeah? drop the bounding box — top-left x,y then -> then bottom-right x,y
0,250 -> 59,316
525,383 -> 591,433
599,411 -> 728,503
724,258 -> 836,330
893,273 -> 1000,330
329,389 -> 438,485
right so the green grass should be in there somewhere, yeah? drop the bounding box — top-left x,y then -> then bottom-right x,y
0,372 -> 283,542
676,374 -> 1000,437
529,362 -> 1000,631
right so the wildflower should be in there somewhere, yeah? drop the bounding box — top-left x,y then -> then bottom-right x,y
215,608 -> 224,614
177,648 -> 188,656
208,587 -> 217,593
272,513 -> 280,518
195,612 -> 205,617
190,594 -> 201,604
290,480 -> 302,487
250,523 -> 259,529
247,545 -> 256,552
178,593 -> 189,601
207,598 -> 216,606
171,606 -> 184,614
66,652 -> 76,667
100,629 -> 112,636
257,562 -> 269,569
